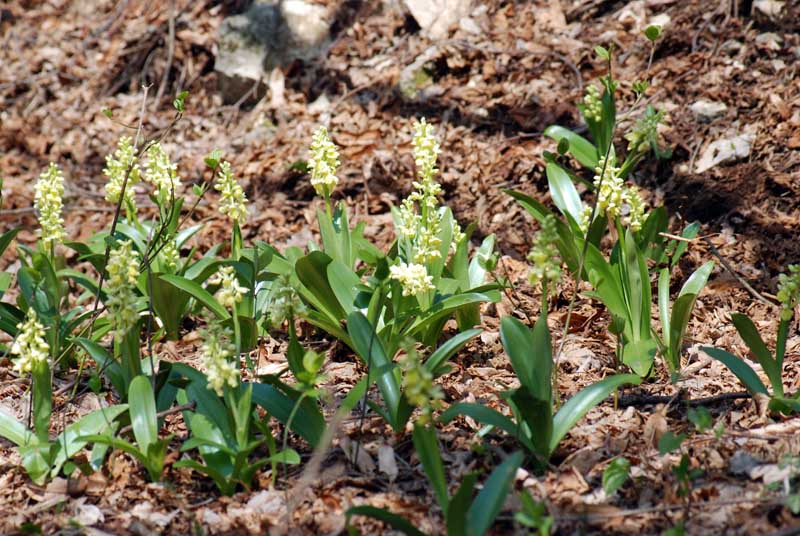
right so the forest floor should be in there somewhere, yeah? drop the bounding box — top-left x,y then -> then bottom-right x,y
1,0 -> 800,534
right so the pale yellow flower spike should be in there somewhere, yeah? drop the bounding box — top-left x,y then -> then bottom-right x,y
215,161 -> 249,223
210,265 -> 248,310
34,163 -> 66,248
308,126 -> 340,198
106,240 -> 140,342
144,142 -> 181,196
200,321 -> 239,396
11,309 -> 50,375
104,136 -> 141,206
390,262 -> 435,297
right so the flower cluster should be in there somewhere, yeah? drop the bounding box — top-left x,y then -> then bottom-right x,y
583,84 -> 602,123
210,265 -> 247,309
527,215 -> 562,287
399,344 -> 443,426
593,157 -> 625,220
390,262 -> 435,297
308,126 -> 340,198
394,118 -> 454,265
267,274 -> 305,326
11,309 -> 50,375
777,265 -> 800,321
412,118 -> 440,182
581,159 -> 648,233
34,163 -> 66,248
144,143 -> 181,196
104,137 -> 141,205
106,240 -> 140,342
214,161 -> 249,223
624,108 -> 664,154
621,185 -> 647,232
159,239 -> 180,272
200,321 -> 239,396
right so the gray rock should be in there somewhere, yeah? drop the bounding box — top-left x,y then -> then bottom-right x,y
729,450 -> 762,476
403,0 -> 473,39
216,0 -> 330,103
690,100 -> 728,122
753,0 -> 784,18
695,133 -> 755,173
398,46 -> 438,100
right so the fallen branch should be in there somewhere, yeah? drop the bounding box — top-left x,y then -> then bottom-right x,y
618,391 -> 750,408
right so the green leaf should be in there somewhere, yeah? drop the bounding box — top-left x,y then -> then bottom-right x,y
327,259 -> 361,314
347,312 -> 405,430
173,458 -> 235,496
621,338 -> 657,377
0,227 -> 20,257
173,90 -> 189,112
467,234 -> 496,289
438,403 -> 531,451
545,162 -> 584,225
346,506 -> 427,536
268,448 -> 301,465
551,374 -> 641,454
73,337 -> 126,397
508,387 -> 552,459
786,494 -> 800,515
31,360 -> 52,444
0,302 -> 24,337
594,45 -> 610,60
148,272 -> 191,340
0,408 -> 31,446
170,363 -> 234,437
296,251 -> 346,321
425,328 -> 481,376
644,25 -> 662,42
159,274 -> 229,320
505,190 -> 580,271
466,451 -> 524,536
250,381 -> 325,447
412,425 -> 449,512
658,268 -> 671,348
658,431 -> 686,455
500,316 -> 551,403
19,443 -> 54,485
205,149 -> 222,169
446,473 -> 477,536
687,406 -> 713,432
584,243 -> 627,320
602,457 -> 631,495
543,126 -> 599,169
129,376 -> 158,452
51,404 -> 129,477
671,222 -> 700,267
406,293 -> 491,338
701,346 -> 768,396
730,313 -> 778,384
79,434 -> 145,465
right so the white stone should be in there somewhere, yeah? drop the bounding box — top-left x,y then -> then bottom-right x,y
690,100 -> 728,121
458,16 -> 482,35
404,0 -> 473,39
754,0 -> 784,18
695,133 -> 755,173
215,0 -> 330,103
